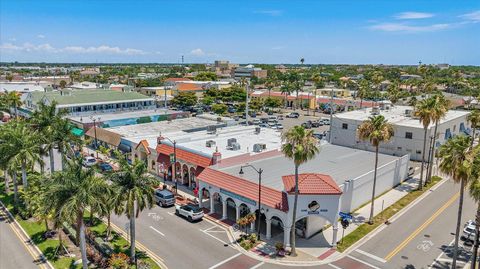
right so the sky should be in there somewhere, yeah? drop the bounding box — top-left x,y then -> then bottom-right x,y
1,0 -> 479,65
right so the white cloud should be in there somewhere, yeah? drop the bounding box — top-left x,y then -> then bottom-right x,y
190,48 -> 205,56
253,10 -> 283,16
369,23 -> 451,33
37,34 -> 46,39
0,42 -> 146,55
395,12 -> 434,20
460,10 -> 480,22
8,37 -> 16,41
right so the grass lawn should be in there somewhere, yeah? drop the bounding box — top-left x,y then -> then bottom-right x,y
336,176 -> 443,252
0,184 -> 79,269
86,215 -> 161,269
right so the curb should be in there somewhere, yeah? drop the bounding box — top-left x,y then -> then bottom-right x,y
0,201 -> 55,269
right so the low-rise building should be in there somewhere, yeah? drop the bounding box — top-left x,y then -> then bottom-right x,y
233,65 -> 267,79
330,105 -> 471,161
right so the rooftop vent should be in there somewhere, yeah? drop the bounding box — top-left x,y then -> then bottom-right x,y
206,140 -> 216,148
229,142 -> 241,151
253,143 -> 266,153
207,125 -> 217,134
227,138 -> 237,147
371,107 -> 380,115
254,127 -> 261,134
405,109 -> 413,117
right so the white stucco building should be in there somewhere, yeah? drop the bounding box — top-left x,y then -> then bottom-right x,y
330,105 -> 471,161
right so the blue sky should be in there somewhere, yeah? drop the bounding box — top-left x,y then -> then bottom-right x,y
1,0 -> 479,65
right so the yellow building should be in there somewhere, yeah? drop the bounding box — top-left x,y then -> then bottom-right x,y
317,88 -> 352,98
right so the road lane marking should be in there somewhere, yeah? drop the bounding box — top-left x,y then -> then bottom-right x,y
167,211 -> 174,216
250,261 -> 265,269
0,210 -> 48,269
328,264 -> 343,269
199,228 -> 235,249
384,191 -> 460,261
355,249 -> 386,263
347,255 -> 381,269
149,226 -> 165,236
208,253 -> 242,269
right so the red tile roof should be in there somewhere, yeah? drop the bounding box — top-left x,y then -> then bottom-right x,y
135,140 -> 151,155
156,144 -> 212,167
176,83 -> 204,92
282,173 -> 342,195
198,168 -> 289,212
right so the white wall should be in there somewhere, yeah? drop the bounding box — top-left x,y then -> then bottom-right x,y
339,154 -> 409,212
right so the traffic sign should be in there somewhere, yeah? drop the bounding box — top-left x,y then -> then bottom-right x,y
339,212 -> 352,220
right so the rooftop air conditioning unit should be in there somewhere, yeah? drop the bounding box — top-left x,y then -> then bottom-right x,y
206,140 -> 216,148
253,143 -> 266,153
231,142 -> 241,151
254,127 -> 261,134
405,109 -> 413,117
207,125 -> 217,134
371,107 -> 380,115
227,138 -> 237,147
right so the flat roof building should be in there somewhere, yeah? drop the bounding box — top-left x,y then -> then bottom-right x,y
331,105 -> 471,161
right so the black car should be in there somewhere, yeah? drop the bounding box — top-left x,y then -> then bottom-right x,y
301,121 -> 312,129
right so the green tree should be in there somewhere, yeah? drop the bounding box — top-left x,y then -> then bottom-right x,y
5,91 -> 22,118
194,72 -> 217,81
386,82 -> 401,105
264,97 -> 282,109
357,115 -> 394,224
211,103 -> 228,115
438,135 -> 473,268
357,79 -> 370,109
47,158 -> 107,269
59,80 -> 67,89
414,97 -> 437,190
467,145 -> 480,268
109,159 -> 158,263
171,91 -> 198,108
281,126 -> 319,256
467,109 -> 480,145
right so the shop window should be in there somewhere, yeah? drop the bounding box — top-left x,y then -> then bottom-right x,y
342,123 -> 348,130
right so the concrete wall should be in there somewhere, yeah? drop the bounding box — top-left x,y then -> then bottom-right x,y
339,154 -> 409,213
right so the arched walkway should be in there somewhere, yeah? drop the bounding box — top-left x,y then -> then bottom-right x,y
225,198 -> 236,221
182,164 -> 189,186
189,167 -> 196,189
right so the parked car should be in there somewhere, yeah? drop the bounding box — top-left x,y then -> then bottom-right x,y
268,122 -> 277,128
313,133 -> 324,140
286,112 -> 300,118
463,220 -> 476,241
233,115 -> 240,121
310,120 -> 322,127
155,189 -> 176,207
277,115 -> 284,120
82,156 -> 97,167
99,162 -> 113,173
267,111 -> 274,115
252,119 -> 261,125
321,118 -> 330,125
275,123 -> 284,130
259,123 -> 269,128
301,121 -> 312,129
260,117 -> 269,123
175,203 -> 204,222
228,107 -> 237,113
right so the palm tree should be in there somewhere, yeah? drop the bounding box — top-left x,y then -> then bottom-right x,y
109,158 -> 158,263
467,145 -> 480,269
47,158 -> 106,269
0,121 -> 43,189
414,97 -> 437,190
426,95 -> 450,184
5,91 -> 22,118
357,115 -> 394,224
357,79 -> 370,109
386,82 -> 401,106
281,126 -> 319,256
438,135 -> 473,268
280,82 -> 292,109
468,109 -> 480,145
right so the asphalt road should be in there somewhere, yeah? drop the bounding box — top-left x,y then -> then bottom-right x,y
0,210 -> 39,269
110,204 -> 240,269
349,179 -> 476,269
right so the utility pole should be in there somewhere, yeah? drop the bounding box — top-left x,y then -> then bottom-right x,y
245,80 -> 249,125
328,87 -> 334,143
313,88 -> 317,117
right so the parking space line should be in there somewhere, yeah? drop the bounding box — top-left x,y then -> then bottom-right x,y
208,253 -> 242,269
347,255 -> 381,269
250,261 -> 265,269
167,211 -> 174,216
149,226 -> 165,236
328,263 -> 343,269
355,249 -> 386,263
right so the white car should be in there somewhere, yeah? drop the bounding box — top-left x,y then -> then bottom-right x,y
175,204 -> 204,222
275,123 -> 284,130
463,220 -> 476,241
82,156 -> 97,167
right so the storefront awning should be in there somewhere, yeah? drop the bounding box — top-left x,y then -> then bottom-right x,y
71,127 -> 84,137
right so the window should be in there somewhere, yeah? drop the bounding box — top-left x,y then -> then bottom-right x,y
405,132 -> 413,139
416,150 -> 422,154
342,123 -> 348,130
453,125 -> 456,132
397,147 -> 402,150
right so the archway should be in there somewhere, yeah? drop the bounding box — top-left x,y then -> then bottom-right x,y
175,162 -> 181,181
292,215 -> 332,249
182,164 -> 189,186
200,188 -> 210,209
189,167 -> 196,189
225,198 -> 236,221
211,192 -> 223,216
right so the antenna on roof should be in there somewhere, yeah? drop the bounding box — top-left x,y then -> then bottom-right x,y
181,55 -> 184,64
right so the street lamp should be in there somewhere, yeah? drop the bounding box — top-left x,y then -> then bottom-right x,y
239,164 -> 263,240
159,136 -> 177,195
89,116 -> 101,159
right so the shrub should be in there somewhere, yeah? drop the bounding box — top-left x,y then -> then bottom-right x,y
108,253 -> 130,269
248,233 -> 257,244
239,240 -> 253,250
275,242 -> 284,251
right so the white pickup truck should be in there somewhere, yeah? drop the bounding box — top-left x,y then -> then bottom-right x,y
175,203 -> 204,222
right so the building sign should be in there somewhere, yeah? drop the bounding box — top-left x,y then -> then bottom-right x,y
169,153 -> 175,163
301,200 -> 328,215
220,189 -> 257,206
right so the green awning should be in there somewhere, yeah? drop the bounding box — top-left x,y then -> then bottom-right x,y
71,128 -> 84,136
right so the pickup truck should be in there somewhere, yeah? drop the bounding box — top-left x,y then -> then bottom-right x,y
175,203 -> 204,222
